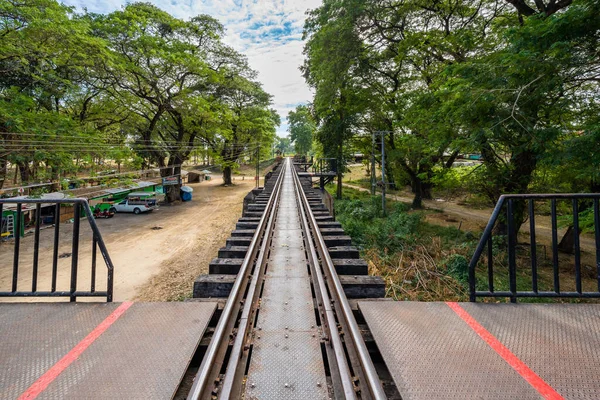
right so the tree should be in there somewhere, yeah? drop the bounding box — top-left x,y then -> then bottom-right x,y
288,105 -> 314,155
275,137 -> 293,155
443,0 -> 600,230
0,0 -> 110,188
209,76 -> 279,185
304,0 -> 504,206
303,0 -> 364,199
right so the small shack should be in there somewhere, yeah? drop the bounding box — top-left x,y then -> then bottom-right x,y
187,170 -> 206,183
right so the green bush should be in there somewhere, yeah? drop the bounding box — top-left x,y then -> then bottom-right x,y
336,197 -> 420,253
441,254 -> 469,283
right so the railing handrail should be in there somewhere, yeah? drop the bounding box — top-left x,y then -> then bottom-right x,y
469,193 -> 600,302
0,197 -> 114,302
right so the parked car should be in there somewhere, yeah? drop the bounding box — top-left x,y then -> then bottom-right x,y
110,199 -> 156,215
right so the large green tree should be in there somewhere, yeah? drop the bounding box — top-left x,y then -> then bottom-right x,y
288,105 -> 314,156
442,0 -> 600,228
0,0 -> 111,189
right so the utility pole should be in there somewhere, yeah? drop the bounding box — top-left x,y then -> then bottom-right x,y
255,144 -> 260,188
374,131 -> 392,216
381,133 -> 386,216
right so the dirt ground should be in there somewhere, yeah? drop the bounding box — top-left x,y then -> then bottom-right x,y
0,173 -> 262,302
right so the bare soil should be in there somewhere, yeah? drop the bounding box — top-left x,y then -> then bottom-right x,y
0,173 -> 261,302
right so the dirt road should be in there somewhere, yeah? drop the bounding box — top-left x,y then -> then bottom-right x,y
0,175 -> 258,302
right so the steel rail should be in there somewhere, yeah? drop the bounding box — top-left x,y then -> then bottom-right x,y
291,160 -> 357,399
187,164 -> 286,400
219,160 -> 286,398
291,165 -> 387,400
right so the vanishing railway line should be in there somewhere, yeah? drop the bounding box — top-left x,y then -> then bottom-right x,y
187,157 -> 388,399
2,158 -> 600,400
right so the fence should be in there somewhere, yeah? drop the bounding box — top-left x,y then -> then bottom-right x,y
469,194 -> 600,302
0,198 -> 114,302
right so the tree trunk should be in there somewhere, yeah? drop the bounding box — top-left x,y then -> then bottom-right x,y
558,225 -> 577,254
223,166 -> 233,185
0,156 -> 7,189
50,166 -> 61,191
336,170 -> 343,199
411,177 -> 432,209
17,161 -> 31,184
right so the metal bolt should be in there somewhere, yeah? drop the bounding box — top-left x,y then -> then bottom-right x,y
257,336 -> 261,339
285,334 -> 288,338
285,326 -> 288,330
317,382 -> 321,387
312,334 -> 316,337
250,383 -> 255,388
285,301 -> 288,305
284,383 -> 289,388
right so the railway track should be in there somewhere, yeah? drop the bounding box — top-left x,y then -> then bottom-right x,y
187,157 -> 389,399
3,158 -> 600,399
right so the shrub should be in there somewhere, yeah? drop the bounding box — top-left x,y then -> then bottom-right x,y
441,254 -> 469,283
336,197 -> 420,253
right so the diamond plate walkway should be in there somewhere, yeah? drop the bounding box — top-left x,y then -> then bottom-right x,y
244,162 -> 327,399
359,301 -> 600,400
0,302 -> 215,399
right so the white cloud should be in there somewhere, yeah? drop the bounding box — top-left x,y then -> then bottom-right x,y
63,0 -> 321,137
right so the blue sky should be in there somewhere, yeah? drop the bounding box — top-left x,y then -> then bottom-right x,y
62,0 -> 322,137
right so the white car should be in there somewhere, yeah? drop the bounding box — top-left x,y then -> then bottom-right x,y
110,199 -> 156,214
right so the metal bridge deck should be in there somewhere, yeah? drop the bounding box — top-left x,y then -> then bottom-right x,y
244,163 -> 327,399
0,302 -> 215,399
360,301 -> 600,400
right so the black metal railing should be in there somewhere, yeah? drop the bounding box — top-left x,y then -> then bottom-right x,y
469,194 -> 600,302
0,198 -> 114,302
312,158 -> 337,175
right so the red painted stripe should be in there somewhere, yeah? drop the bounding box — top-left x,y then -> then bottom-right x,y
18,301 -> 134,400
446,302 -> 564,400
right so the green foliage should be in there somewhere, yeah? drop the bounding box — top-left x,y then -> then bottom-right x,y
305,0 -> 600,224
336,196 -> 419,253
430,166 -> 484,200
274,137 -> 293,155
288,105 -> 315,155
0,0 -> 278,197
441,254 -> 469,283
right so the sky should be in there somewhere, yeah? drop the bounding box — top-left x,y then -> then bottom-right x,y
62,0 -> 321,137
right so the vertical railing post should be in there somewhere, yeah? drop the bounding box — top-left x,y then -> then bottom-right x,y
507,199 -> 517,303
52,203 -> 60,292
573,199 -> 582,294
32,203 -> 41,293
594,199 -> 600,293
528,200 -> 538,293
70,203 -> 81,302
91,234 -> 97,293
12,203 -> 22,292
551,199 -> 560,294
